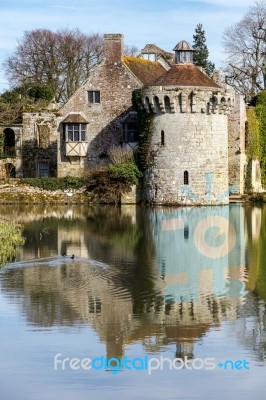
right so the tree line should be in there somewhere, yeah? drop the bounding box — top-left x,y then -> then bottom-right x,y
4,29 -> 104,103
1,1 -> 265,109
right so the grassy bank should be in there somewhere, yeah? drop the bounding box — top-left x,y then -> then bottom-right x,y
0,221 -> 25,266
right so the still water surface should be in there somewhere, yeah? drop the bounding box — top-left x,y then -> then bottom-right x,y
0,204 -> 266,400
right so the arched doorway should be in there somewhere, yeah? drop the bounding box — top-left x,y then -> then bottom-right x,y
5,163 -> 16,178
3,128 -> 16,157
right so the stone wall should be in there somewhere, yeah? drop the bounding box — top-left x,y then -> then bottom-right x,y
228,94 -> 247,194
142,86 -> 234,205
57,36 -> 141,177
0,180 -> 90,204
22,112 -> 58,177
0,125 -> 23,178
20,34 -> 142,179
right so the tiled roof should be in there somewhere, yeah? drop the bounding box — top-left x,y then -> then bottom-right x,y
124,56 -> 167,86
151,64 -> 221,88
62,113 -> 88,123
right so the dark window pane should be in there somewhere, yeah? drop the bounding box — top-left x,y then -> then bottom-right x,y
38,162 -> 49,177
161,130 -> 165,146
184,171 -> 189,185
88,91 -> 100,104
94,91 -> 100,103
88,91 -> 93,103
68,131 -> 74,141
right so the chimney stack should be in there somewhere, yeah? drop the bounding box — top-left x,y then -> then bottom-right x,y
104,34 -> 124,63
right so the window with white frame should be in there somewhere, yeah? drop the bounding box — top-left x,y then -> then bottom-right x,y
143,53 -> 156,61
65,124 -> 86,142
88,90 -> 100,104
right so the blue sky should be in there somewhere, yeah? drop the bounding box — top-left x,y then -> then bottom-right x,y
0,0 -> 253,92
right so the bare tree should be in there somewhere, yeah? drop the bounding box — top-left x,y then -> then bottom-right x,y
0,103 -> 23,124
124,44 -> 139,57
222,1 -> 266,100
3,29 -> 104,103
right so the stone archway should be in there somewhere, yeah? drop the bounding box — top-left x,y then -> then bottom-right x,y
5,163 -> 16,178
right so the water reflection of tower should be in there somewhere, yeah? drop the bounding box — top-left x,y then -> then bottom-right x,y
151,205 -> 247,357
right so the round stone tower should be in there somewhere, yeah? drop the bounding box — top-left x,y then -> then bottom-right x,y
142,40 -> 234,205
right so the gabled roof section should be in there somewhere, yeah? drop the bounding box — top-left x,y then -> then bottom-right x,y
151,64 -> 221,88
62,113 -> 88,124
141,44 -> 174,62
123,56 -> 166,86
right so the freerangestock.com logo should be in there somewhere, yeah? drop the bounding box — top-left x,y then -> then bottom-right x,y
53,354 -> 250,375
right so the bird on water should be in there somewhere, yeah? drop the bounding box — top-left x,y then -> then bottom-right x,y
61,253 -> 75,260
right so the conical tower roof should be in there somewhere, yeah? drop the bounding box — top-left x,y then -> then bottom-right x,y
173,40 -> 194,52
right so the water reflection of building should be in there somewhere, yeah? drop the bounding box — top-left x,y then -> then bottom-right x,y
0,204 -> 258,363
0,205 -> 91,260
152,205 -> 246,302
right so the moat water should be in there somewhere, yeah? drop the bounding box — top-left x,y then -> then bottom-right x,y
0,204 -> 266,400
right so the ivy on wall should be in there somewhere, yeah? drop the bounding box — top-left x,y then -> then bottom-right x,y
256,91 -> 266,188
132,89 -> 154,172
245,90 -> 266,189
246,108 -> 260,160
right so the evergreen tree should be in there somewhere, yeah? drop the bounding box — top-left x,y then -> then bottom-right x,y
193,23 -> 215,77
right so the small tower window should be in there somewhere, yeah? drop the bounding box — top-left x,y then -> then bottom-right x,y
161,130 -> 165,146
184,171 -> 189,185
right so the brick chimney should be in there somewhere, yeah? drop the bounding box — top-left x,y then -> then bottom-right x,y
104,34 -> 124,63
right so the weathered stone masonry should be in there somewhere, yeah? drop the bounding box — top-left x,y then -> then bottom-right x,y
22,112 -> 58,177
57,40 -> 142,177
143,86 -> 235,205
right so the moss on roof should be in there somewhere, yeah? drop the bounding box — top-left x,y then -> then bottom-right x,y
124,56 -> 166,86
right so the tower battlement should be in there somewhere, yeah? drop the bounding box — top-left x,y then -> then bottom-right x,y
142,87 -> 235,115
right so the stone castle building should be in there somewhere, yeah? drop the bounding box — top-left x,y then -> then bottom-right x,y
0,33 -> 257,204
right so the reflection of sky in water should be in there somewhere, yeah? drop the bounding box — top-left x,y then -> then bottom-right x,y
0,204 -> 265,400
152,205 -> 247,302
